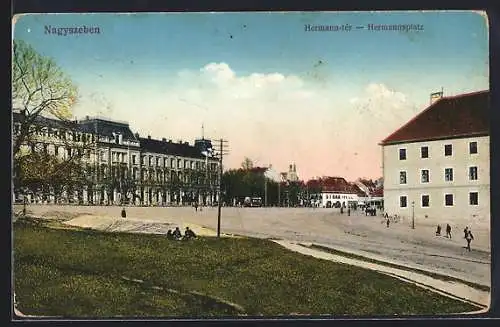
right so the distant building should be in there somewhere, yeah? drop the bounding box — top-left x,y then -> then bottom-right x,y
12,112 -> 220,205
307,176 -> 362,208
281,163 -> 299,182
379,90 -> 490,222
355,178 -> 384,208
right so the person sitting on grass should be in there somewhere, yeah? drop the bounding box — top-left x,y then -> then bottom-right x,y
166,229 -> 174,240
183,227 -> 197,240
172,227 -> 182,240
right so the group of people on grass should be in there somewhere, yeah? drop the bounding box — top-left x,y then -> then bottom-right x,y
166,226 -> 197,241
120,208 -> 197,241
435,224 -> 475,251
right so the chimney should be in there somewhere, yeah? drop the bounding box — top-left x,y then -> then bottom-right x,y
430,89 -> 444,105
162,138 -> 167,142
85,115 -> 89,120
148,135 -> 151,139
135,132 -> 139,139
168,139 -> 172,143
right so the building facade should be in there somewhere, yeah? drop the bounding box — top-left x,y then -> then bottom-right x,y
380,90 -> 490,222
12,112 -> 220,206
307,176 -> 364,208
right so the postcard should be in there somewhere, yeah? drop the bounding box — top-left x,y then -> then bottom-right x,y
12,11 -> 490,319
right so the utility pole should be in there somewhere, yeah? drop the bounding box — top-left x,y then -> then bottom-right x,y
278,182 -> 281,207
213,139 -> 229,238
264,177 -> 268,207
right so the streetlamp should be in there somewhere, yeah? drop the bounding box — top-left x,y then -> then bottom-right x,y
412,201 -> 415,229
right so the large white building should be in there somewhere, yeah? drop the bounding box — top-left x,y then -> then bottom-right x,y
12,112 -> 220,206
306,176 -> 365,208
380,90 -> 490,223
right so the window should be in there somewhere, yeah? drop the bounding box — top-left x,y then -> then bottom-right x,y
121,153 -> 125,163
399,171 -> 407,184
156,157 -> 160,166
141,156 -> 145,165
469,141 -> 478,154
164,158 -> 167,167
445,194 -> 454,206
400,196 -> 407,208
421,195 -> 430,207
421,169 -> 429,183
469,192 -> 478,205
421,146 -> 429,158
171,158 -> 175,168
114,134 -> 120,144
445,168 -> 453,182
469,166 -> 478,180
149,156 -> 152,166
444,144 -> 452,156
132,155 -> 136,164
399,148 -> 406,160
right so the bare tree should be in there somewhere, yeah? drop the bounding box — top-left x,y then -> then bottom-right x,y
12,39 -> 80,201
12,39 -> 78,157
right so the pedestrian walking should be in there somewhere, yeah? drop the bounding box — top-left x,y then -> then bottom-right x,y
435,224 -> 441,236
465,229 -> 474,251
121,207 -> 127,218
446,224 -> 452,238
463,226 -> 469,239
347,207 -> 351,216
194,202 -> 198,212
386,217 -> 390,228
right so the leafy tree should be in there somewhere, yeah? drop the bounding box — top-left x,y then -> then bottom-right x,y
241,157 -> 254,170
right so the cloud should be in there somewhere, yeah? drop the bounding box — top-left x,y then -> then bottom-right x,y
74,63 -> 415,181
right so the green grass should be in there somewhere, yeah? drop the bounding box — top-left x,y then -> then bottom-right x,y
307,244 -> 491,292
13,219 -> 478,317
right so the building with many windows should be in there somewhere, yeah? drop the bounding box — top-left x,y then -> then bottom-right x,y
12,112 -> 220,206
379,90 -> 490,222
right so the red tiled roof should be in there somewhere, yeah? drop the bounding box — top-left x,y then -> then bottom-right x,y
306,177 -> 359,194
380,90 -> 489,145
371,187 -> 384,197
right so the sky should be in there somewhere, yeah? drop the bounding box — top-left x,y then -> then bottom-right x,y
12,11 -> 489,181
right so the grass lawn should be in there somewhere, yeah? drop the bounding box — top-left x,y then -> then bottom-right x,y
13,218 -> 478,317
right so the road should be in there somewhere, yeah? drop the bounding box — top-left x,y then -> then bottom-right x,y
15,204 -> 491,288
